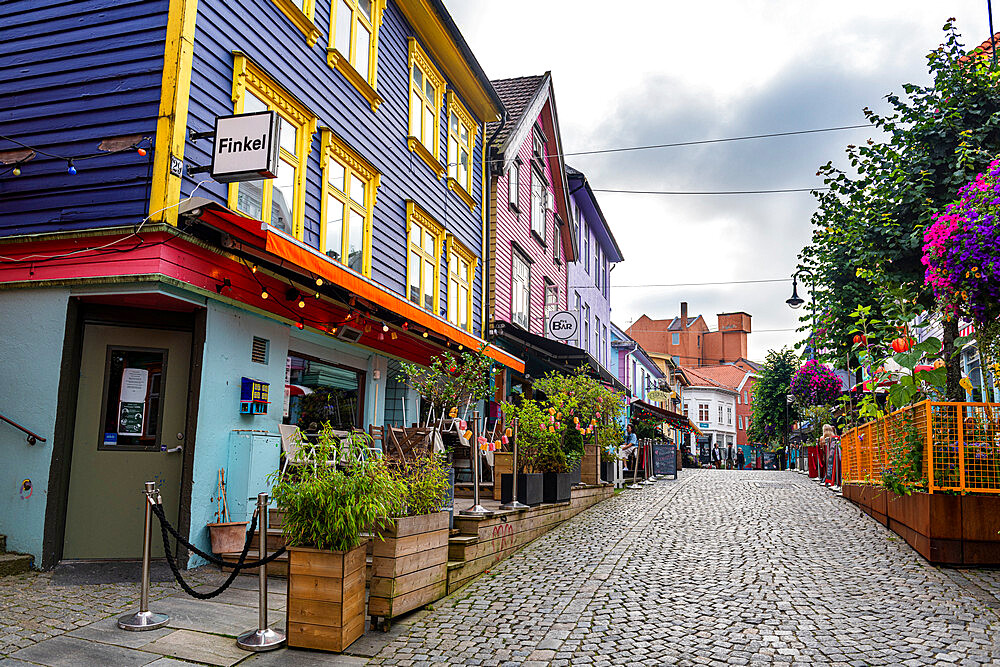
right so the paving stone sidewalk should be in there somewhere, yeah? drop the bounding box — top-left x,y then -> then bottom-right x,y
367,470 -> 1000,666
4,470 -> 1000,665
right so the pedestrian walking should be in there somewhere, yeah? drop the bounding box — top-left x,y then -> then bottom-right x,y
711,444 -> 721,469
736,447 -> 745,470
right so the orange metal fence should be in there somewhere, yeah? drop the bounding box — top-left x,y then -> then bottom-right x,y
841,401 -> 1000,494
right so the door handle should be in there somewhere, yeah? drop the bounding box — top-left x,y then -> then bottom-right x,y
165,446 -> 183,454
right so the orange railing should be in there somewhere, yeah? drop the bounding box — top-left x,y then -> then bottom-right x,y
841,401 -> 1000,494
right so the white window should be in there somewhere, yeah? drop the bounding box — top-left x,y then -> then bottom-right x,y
698,404 -> 709,422
584,229 -> 590,273
508,159 -> 520,210
583,303 -> 591,353
671,332 -> 679,346
544,280 -> 558,320
530,169 -> 546,240
738,416 -> 744,429
594,244 -> 600,288
727,407 -> 732,425
683,404 -> 689,417
603,257 -> 610,297
594,316 -> 600,356
718,404 -> 723,423
512,251 -> 529,329
602,324 -> 608,365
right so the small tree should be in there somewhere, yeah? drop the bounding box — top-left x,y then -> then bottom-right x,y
747,349 -> 799,447
399,345 -> 493,425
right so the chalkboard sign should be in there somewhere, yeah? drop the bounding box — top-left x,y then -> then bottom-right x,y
652,440 -> 678,479
761,451 -> 778,470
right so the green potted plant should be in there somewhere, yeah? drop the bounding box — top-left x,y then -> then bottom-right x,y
498,399 -> 553,506
271,425 -> 401,653
368,452 -> 451,630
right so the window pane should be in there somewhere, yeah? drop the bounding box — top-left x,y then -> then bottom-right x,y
424,79 -> 434,101
460,258 -> 468,276
409,223 -> 421,246
409,89 -> 421,137
423,230 -> 435,254
236,180 -> 264,220
423,106 -> 434,149
325,196 -> 344,261
328,159 -> 345,192
412,64 -> 423,91
278,115 -> 296,155
448,279 -> 457,324
460,122 -> 468,145
459,148 -> 468,186
459,286 -> 468,330
355,22 -> 370,79
448,137 -> 458,178
347,207 -> 364,272
449,254 -> 457,275
422,259 -> 434,310
350,174 -> 365,205
270,159 -> 295,233
244,92 -> 267,114
358,0 -> 372,19
336,0 -> 352,54
450,112 -> 458,133
408,251 -> 420,303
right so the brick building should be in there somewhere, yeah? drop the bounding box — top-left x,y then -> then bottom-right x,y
627,302 -> 751,368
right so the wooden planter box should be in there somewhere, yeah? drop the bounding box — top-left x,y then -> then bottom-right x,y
286,542 -> 366,652
500,473 -> 543,506
542,472 -> 573,504
368,511 -> 449,629
600,461 -> 615,484
493,452 -> 513,501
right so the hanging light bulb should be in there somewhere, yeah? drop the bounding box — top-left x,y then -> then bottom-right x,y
260,289 -> 269,299
297,298 -> 306,308
458,344 -> 464,351
12,167 -> 21,176
314,292 -> 320,299
422,331 -> 428,338
315,277 -> 323,287
295,320 -> 305,330
137,147 -> 147,157
382,322 -> 389,332
402,321 -> 408,330
251,265 -> 258,273
66,160 -> 77,175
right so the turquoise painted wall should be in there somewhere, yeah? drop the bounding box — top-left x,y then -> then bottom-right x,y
0,288 -> 69,563
187,301 -> 289,567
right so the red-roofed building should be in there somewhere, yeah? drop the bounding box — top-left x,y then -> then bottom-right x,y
679,362 -> 759,466
627,302 -> 751,368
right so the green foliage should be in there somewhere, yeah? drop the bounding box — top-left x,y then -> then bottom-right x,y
799,404 -> 836,442
399,345 -> 493,420
798,21 -> 1000,399
270,425 -> 402,552
500,398 -> 562,473
881,414 -> 926,496
390,452 -> 450,517
632,415 -> 665,441
747,349 -> 799,445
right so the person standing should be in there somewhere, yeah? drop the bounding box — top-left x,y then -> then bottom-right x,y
736,447 -> 746,470
622,424 -> 638,472
711,443 -> 721,469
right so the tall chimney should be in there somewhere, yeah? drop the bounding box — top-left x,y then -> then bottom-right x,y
680,302 -> 688,330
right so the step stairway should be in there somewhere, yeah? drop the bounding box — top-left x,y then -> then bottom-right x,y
0,534 -> 32,576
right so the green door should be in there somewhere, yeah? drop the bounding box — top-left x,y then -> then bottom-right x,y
63,324 -> 191,559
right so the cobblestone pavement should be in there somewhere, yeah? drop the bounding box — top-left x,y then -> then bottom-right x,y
369,470 -> 1000,666
0,565 -> 219,657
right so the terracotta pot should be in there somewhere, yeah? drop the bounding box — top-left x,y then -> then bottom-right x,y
206,522 -> 249,554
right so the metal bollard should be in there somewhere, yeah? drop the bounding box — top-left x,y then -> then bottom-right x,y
461,410 -> 492,515
643,442 -> 657,484
119,481 -> 170,631
500,418 -> 527,510
237,493 -> 286,652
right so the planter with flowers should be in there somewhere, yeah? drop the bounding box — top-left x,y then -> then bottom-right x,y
790,359 -> 842,407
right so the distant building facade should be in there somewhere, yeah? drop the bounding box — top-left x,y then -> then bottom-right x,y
628,302 -> 751,367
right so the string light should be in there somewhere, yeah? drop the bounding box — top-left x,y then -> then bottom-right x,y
260,289 -> 269,299
12,167 -> 20,176
297,298 -> 305,308
251,265 -> 257,273
295,320 -> 305,330
402,322 -> 408,330
137,147 -> 147,157
313,292 -> 320,299
66,160 -> 76,175
422,331 -> 428,338
315,277 -> 323,287
381,322 -> 389,332
390,332 -> 397,340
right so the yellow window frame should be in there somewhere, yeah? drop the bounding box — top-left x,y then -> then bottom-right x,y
270,0 -> 321,46
228,53 -> 317,240
319,128 -> 381,278
407,38 -> 445,178
326,0 -> 385,112
446,90 -> 477,211
445,233 -> 477,332
406,200 -> 444,313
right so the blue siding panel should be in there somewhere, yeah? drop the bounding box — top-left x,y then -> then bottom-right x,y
0,0 -> 169,235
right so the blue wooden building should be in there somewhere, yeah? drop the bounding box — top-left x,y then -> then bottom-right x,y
0,0 -> 521,568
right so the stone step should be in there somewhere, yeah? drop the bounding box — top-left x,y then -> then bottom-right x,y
0,552 -> 32,577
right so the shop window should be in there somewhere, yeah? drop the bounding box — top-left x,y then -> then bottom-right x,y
446,234 -> 476,332
407,38 -> 445,177
230,54 -> 317,239
98,348 -> 167,451
327,0 -> 383,111
320,129 -> 380,277
406,201 -> 443,312
284,353 -> 364,430
446,91 -> 477,209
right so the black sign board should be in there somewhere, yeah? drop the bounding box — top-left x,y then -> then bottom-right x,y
652,440 -> 678,479
761,451 -> 778,470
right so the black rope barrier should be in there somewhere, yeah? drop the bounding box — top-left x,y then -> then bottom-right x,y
151,503 -> 287,600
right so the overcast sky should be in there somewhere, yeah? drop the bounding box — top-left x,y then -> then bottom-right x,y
445,1 -> 994,362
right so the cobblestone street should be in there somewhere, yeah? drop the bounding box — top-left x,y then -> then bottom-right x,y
369,470 -> 1000,666
4,470 -> 1000,665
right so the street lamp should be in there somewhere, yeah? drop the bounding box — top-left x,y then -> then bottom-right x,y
786,270 -> 816,360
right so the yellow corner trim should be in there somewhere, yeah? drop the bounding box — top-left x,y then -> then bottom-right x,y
407,136 -> 445,178
326,48 -> 382,112
447,176 -> 476,212
271,0 -> 321,46
149,0 -> 199,226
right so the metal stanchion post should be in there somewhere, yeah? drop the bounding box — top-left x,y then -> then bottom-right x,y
119,482 -> 170,631
594,429 -> 601,485
237,493 -> 286,652
461,411 -> 492,516
500,418 -> 527,510
643,441 -> 656,484
628,440 -> 643,489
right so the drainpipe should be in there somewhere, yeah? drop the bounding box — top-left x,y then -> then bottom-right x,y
482,109 -> 508,339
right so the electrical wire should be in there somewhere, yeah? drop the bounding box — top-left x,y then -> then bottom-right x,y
572,277 -> 790,289
592,186 -> 827,195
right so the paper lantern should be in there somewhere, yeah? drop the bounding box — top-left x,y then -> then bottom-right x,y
501,435 -> 509,444
464,430 -> 473,440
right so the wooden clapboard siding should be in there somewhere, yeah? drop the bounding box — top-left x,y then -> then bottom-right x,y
183,0 -> 486,335
286,543 -> 367,652
490,97 -> 567,334
0,0 -> 169,235
367,511 -> 449,621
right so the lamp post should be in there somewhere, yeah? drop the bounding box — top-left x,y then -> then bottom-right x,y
786,270 -> 817,360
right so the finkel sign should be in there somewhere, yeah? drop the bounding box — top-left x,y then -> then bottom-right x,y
211,111 -> 280,183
